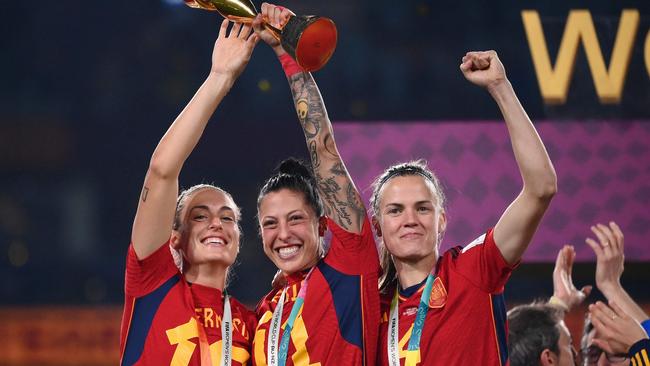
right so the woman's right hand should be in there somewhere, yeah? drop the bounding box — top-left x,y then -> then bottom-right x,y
210,19 -> 259,79
252,3 -> 294,55
585,222 -> 624,294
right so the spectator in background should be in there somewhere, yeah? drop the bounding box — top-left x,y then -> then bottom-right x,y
508,245 -> 586,366
508,303 -> 578,366
587,301 -> 649,366
580,222 -> 650,366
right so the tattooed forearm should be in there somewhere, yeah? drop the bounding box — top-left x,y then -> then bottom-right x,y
290,73 -> 323,139
288,71 -> 366,232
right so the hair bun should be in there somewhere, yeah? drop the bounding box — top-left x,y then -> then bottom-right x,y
277,158 -> 312,179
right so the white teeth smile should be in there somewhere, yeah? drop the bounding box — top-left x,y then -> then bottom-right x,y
203,237 -> 225,246
277,246 -> 300,258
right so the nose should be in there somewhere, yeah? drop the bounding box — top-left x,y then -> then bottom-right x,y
208,216 -> 223,230
277,220 -> 291,241
403,208 -> 418,227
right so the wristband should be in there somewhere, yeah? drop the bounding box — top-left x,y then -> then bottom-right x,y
548,296 -> 569,311
279,53 -> 304,78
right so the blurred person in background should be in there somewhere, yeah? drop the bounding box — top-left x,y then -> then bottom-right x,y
371,50 -> 557,365
588,301 -> 649,366
508,244 -> 588,366
579,222 -> 650,366
120,20 -> 259,365
508,303 -> 578,366
249,3 -> 381,365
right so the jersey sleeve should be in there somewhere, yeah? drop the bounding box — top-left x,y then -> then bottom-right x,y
628,338 -> 650,366
449,228 -> 518,293
323,216 -> 380,275
124,241 -> 180,298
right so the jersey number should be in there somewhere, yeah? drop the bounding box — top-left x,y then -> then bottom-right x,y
166,317 -> 250,365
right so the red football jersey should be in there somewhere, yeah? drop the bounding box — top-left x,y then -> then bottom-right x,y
252,217 -> 380,366
378,229 -> 516,366
120,242 -> 257,366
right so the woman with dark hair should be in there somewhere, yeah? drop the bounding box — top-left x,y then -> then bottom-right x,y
120,20 -> 258,365
249,4 -> 380,366
371,51 -> 557,365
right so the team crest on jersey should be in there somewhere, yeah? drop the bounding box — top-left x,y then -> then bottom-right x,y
428,277 -> 447,308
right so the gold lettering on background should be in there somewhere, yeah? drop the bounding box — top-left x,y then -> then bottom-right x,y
522,9 -> 639,104
645,30 -> 650,77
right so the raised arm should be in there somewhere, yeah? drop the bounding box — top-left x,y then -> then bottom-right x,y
253,4 -> 365,233
131,20 -> 258,258
586,222 -> 649,324
549,245 -> 591,313
460,51 -> 557,265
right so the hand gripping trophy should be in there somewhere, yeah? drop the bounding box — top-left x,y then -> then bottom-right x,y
184,0 -> 337,71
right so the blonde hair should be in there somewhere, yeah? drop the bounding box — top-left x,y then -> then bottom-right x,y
173,184 -> 241,288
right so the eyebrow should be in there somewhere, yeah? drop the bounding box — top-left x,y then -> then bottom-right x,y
385,200 -> 434,207
189,205 -> 236,214
261,209 -> 307,221
189,205 -> 210,212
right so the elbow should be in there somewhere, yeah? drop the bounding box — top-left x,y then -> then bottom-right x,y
540,179 -> 558,201
147,154 -> 178,181
532,169 -> 558,201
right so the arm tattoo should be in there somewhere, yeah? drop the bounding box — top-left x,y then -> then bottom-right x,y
308,140 -> 320,169
141,187 -> 150,202
290,73 -> 323,139
288,72 -> 365,231
323,133 -> 339,160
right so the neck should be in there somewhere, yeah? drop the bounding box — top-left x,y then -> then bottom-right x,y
184,262 -> 227,290
394,252 -> 437,289
282,255 -> 320,278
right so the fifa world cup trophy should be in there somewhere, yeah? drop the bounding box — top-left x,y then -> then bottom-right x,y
184,0 -> 337,71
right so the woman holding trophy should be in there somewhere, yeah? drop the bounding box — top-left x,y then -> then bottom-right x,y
249,4 -> 381,366
119,21 -> 259,366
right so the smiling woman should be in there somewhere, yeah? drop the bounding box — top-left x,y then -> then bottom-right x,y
372,51 -> 557,366
257,160 -> 325,276
249,3 -> 381,365
119,20 -> 259,366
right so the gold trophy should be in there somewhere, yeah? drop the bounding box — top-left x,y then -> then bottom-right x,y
184,0 -> 337,72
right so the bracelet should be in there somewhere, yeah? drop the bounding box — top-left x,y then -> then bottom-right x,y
548,296 -> 569,311
279,53 -> 304,78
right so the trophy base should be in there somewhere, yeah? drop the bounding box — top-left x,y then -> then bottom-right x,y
282,16 -> 337,72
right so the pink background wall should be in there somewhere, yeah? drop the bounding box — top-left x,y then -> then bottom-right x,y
335,121 -> 650,261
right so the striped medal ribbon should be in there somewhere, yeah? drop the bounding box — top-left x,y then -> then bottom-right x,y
220,295 -> 233,366
267,268 -> 314,366
388,273 -> 436,366
197,294 -> 232,366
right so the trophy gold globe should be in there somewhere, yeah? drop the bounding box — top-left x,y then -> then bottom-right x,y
184,0 -> 337,72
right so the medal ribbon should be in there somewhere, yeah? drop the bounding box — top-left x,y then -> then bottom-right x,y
267,288 -> 287,366
387,273 -> 436,366
267,268 -> 314,366
220,295 -> 232,366
196,293 -> 232,366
